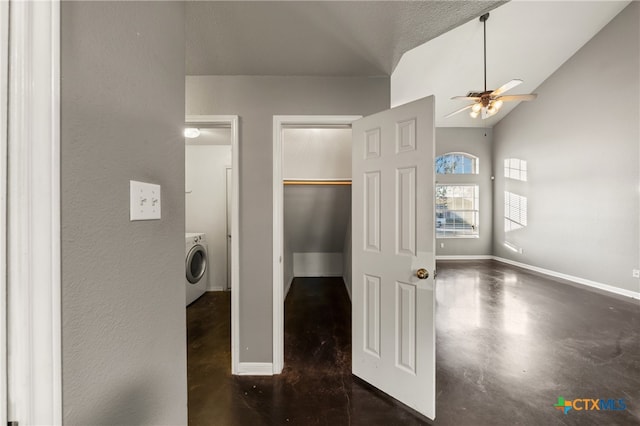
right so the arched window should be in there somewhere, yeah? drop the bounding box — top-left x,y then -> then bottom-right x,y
435,152 -> 478,174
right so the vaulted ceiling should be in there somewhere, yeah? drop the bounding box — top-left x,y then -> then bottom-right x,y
186,1 -> 505,76
185,1 -> 631,127
391,0 -> 631,127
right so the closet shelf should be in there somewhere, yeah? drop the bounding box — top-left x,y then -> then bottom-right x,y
283,179 -> 351,186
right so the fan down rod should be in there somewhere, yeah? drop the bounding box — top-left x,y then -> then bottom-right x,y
480,13 -> 489,92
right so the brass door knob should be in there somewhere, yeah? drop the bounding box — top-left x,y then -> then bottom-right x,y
416,268 -> 429,279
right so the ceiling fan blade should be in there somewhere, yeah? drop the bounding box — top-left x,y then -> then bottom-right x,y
491,79 -> 523,97
451,96 -> 481,101
497,94 -> 538,102
444,104 -> 475,118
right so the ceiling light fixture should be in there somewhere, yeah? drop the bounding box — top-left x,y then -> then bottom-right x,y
184,128 -> 201,139
445,13 -> 537,120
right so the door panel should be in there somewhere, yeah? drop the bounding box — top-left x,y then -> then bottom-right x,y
397,166 -> 416,256
364,172 -> 381,251
364,274 -> 381,357
352,96 -> 435,419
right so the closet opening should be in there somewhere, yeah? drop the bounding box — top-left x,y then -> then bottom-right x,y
272,115 -> 361,374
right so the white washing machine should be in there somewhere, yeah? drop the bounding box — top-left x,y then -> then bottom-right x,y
185,232 -> 208,306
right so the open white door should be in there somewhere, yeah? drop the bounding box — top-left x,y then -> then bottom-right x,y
352,96 -> 436,419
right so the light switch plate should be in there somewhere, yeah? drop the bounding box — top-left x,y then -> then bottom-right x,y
130,180 -> 161,221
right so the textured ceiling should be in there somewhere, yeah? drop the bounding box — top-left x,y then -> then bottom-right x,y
186,1 -> 505,76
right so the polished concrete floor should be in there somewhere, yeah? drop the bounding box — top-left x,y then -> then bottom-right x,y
187,260 -> 640,425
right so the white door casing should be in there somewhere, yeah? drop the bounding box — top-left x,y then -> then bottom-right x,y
351,96 -> 436,419
226,167 -> 232,291
1,1 -> 8,424
272,115 -> 361,375
6,1 -> 62,424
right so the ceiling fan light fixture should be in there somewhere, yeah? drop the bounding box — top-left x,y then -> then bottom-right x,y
445,13 -> 536,121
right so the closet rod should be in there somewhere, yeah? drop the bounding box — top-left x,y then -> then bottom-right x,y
283,180 -> 351,186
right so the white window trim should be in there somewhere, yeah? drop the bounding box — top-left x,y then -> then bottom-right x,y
6,1 -> 61,425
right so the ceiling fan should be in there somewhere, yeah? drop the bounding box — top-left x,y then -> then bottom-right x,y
445,13 -> 537,120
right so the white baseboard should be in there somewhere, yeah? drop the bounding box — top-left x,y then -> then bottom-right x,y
436,255 -> 493,261
207,286 -> 226,292
293,252 -> 343,277
236,362 -> 274,376
493,256 -> 640,300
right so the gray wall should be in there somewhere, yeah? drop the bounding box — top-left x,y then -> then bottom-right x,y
284,186 -> 351,253
186,76 -> 389,362
285,186 -> 351,277
492,2 -> 639,294
435,127 -> 494,257
61,2 -> 187,424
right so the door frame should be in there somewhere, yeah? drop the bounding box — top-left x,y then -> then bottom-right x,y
225,166 -> 232,291
272,115 -> 361,374
5,1 -> 62,424
1,1 -> 8,424
185,115 -> 241,374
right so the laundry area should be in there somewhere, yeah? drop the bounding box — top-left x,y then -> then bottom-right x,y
281,126 -> 353,299
184,124 -> 233,305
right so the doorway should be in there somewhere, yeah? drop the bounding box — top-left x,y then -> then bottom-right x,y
272,99 -> 437,419
185,115 -> 240,374
272,115 -> 361,373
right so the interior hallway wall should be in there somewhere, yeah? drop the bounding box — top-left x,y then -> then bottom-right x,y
186,75 -> 389,362
492,2 -> 639,295
436,127 -> 493,257
186,143 -> 232,291
61,2 -> 187,424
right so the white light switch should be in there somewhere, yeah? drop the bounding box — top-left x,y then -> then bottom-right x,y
130,180 -> 161,221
